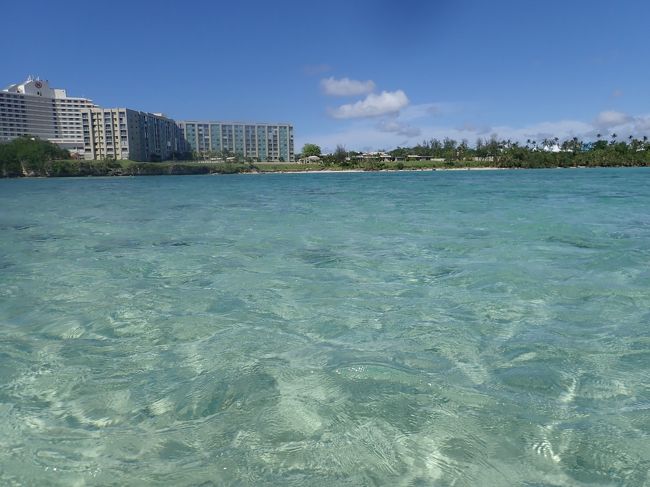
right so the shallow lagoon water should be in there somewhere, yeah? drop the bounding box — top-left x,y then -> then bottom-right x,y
0,169 -> 649,486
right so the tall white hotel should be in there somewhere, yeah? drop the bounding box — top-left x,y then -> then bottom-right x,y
0,77 -> 96,154
1,77 -> 183,161
2,77 -> 295,162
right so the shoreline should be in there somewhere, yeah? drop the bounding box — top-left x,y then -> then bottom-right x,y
1,163 -> 648,179
264,167 -> 506,176
245,165 -> 642,175
269,167 -> 508,174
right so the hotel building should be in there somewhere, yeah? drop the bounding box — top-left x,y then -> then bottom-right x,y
178,121 -> 294,162
0,77 -> 96,153
81,108 -> 185,162
2,77 -> 296,163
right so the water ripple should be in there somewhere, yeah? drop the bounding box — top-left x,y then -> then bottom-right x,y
1,169 -> 649,485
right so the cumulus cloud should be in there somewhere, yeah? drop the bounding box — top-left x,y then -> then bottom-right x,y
377,119 -> 421,137
328,90 -> 409,119
456,122 -> 492,135
594,110 -> 631,128
632,116 -> 650,133
301,97 -> 650,153
399,102 -> 452,121
503,120 -> 595,141
321,77 -> 376,96
297,118 -> 599,154
295,126 -> 400,154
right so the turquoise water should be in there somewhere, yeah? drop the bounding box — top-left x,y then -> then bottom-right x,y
0,169 -> 649,486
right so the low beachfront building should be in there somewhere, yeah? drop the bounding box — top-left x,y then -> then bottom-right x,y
299,155 -> 321,164
81,108 -> 184,162
0,76 -> 96,154
359,151 -> 392,161
178,121 -> 295,162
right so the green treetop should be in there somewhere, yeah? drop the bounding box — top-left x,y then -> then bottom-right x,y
301,143 -> 321,157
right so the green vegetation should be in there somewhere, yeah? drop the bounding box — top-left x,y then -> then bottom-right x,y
0,136 -> 72,177
333,144 -> 347,164
0,159 -> 261,178
300,143 -> 321,157
2,135 -> 650,179
252,163 -> 322,172
0,137 -> 256,177
387,135 -> 650,168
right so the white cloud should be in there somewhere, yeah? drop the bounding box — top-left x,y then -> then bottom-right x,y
632,116 -> 650,133
328,90 -> 409,119
377,119 -> 421,137
456,121 -> 492,135
594,110 -> 631,128
320,76 -> 376,96
298,117 -> 615,154
493,119 -> 595,142
399,102 -> 458,121
296,126 -> 404,154
300,99 -> 650,153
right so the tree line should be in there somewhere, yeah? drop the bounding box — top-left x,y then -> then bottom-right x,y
3,134 -> 650,178
388,134 -> 650,167
0,136 -> 72,177
301,134 -> 650,168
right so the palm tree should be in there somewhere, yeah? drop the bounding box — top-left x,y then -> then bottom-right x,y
573,137 -> 582,153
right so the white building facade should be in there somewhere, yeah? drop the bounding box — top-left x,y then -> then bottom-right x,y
178,121 -> 294,162
0,77 -> 96,153
82,108 -> 185,162
2,77 -> 295,163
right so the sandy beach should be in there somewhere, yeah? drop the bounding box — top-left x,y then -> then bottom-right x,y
252,166 -> 508,175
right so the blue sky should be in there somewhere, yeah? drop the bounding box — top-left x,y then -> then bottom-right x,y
3,0 -> 650,152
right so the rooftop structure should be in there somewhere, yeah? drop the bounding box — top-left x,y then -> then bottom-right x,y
0,76 -> 96,153
1,77 -> 297,163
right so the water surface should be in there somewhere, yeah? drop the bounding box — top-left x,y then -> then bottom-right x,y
1,169 -> 649,485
